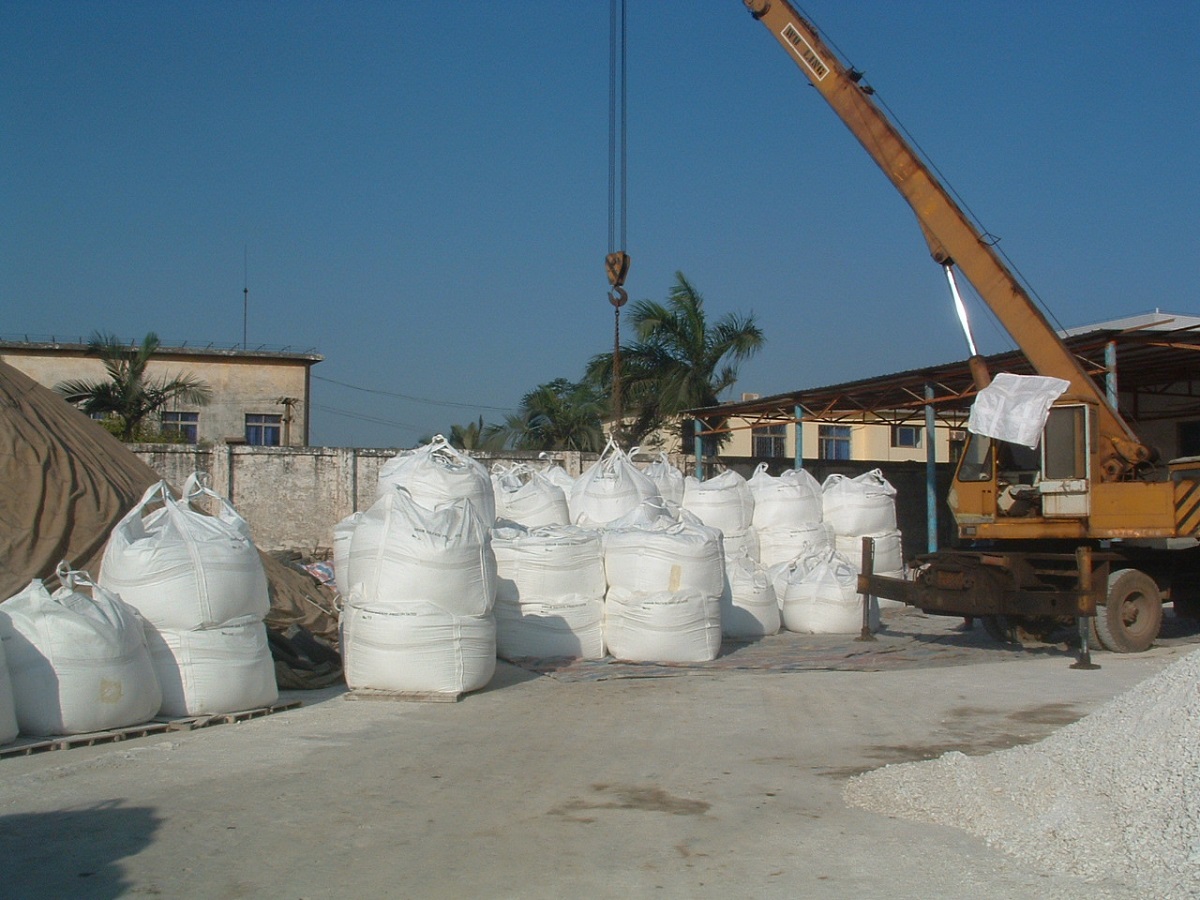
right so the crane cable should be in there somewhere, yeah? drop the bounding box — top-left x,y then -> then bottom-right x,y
606,0 -> 630,443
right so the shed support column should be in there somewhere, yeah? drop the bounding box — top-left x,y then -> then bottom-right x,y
1105,340 -> 1118,410
925,384 -> 938,553
693,419 -> 704,481
794,405 -> 804,470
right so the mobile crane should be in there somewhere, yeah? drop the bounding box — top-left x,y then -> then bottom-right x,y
743,0 -> 1200,652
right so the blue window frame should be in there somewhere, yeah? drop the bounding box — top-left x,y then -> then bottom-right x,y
246,413 -> 281,446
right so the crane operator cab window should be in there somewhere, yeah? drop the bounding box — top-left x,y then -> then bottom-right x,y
955,404 -> 1092,519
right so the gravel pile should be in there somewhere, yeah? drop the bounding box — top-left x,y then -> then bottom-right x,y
845,650 -> 1200,898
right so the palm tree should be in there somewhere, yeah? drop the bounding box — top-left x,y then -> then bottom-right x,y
55,331 -> 212,441
586,271 -> 765,448
448,416 -> 506,451
494,378 -> 607,452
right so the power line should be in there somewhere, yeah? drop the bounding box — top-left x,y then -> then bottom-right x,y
311,403 -> 423,432
311,374 -> 516,412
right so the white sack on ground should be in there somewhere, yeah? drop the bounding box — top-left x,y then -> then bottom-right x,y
347,488 -> 496,617
641,452 -> 684,506
822,470 -> 898,536
569,441 -> 659,526
603,587 -> 721,663
0,568 -> 161,735
603,519 -> 725,599
757,522 -> 832,569
491,525 -> 605,606
539,460 -> 576,495
341,599 -> 495,694
376,434 -> 496,525
332,511 -> 364,597
721,555 -> 779,639
148,616 -> 277,717
495,594 -> 604,661
967,372 -> 1070,450
0,636 -> 17,744
749,463 -> 823,529
99,479 -> 270,631
682,469 -> 754,533
491,463 -> 570,528
777,549 -> 879,635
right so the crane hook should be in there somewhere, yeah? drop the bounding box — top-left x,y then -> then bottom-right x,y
608,286 -> 628,308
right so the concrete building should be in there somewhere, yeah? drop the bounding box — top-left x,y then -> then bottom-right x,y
0,338 -> 322,447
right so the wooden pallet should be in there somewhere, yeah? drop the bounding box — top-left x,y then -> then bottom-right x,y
0,700 -> 302,759
343,687 -> 462,703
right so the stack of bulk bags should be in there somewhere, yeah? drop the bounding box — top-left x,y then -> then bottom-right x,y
342,487 -> 496,694
491,463 -> 571,528
749,463 -> 831,568
641,452 -> 685,507
681,468 -> 754,537
569,441 -> 660,527
602,508 -> 723,662
100,478 -> 277,717
776,548 -> 879,635
0,565 -> 160,736
491,524 -> 605,660
376,434 -> 496,526
822,469 -> 906,607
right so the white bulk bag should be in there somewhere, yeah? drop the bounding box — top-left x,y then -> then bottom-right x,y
749,463 -> 823,529
682,469 -> 754,532
757,522 -> 832,569
100,479 -> 270,630
721,556 -> 779,639
376,434 -> 496,525
641,452 -> 685,506
821,469 -> 898,536
570,441 -> 660,526
0,637 -> 16,744
777,549 -> 879,634
341,599 -> 496,694
834,530 -> 906,577
492,464 -> 571,528
968,372 -> 1070,449
492,525 -> 605,606
0,568 -> 161,735
348,488 -> 496,617
332,511 -> 364,597
720,525 -> 760,564
148,617 -> 278,717
539,460 -> 577,494
603,587 -> 721,663
604,519 -> 725,599
495,594 -> 605,661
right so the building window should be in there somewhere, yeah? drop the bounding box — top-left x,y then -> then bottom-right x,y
161,411 -> 199,444
891,425 -> 923,449
1180,421 -> 1200,458
246,413 -> 282,446
752,423 -> 786,458
818,425 -> 851,460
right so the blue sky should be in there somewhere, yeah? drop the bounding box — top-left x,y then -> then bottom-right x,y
3,1 -> 1197,447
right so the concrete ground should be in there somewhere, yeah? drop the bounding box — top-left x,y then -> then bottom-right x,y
1,611 -> 1195,900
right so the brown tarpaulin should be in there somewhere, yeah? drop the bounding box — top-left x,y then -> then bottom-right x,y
0,360 -> 339,647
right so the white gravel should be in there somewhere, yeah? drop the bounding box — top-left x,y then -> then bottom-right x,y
844,649 -> 1200,898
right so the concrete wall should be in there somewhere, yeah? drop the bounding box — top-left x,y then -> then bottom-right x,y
131,444 -> 596,556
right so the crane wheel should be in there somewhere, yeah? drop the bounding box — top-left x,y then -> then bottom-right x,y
1093,569 -> 1163,653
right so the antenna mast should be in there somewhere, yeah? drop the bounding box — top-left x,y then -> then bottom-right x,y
242,246 -> 249,348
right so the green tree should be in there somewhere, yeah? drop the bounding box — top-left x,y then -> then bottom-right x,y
55,331 -> 212,442
494,378 -> 607,452
586,271 -> 765,447
448,416 -> 506,451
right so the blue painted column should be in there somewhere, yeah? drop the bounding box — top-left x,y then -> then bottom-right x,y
1105,340 -> 1118,410
693,418 -> 704,481
794,404 -> 804,471
925,384 -> 938,553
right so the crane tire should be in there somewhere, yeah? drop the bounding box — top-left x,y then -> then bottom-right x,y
1094,568 -> 1162,653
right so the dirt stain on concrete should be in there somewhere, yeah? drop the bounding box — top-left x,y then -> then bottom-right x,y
549,783 -> 710,822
